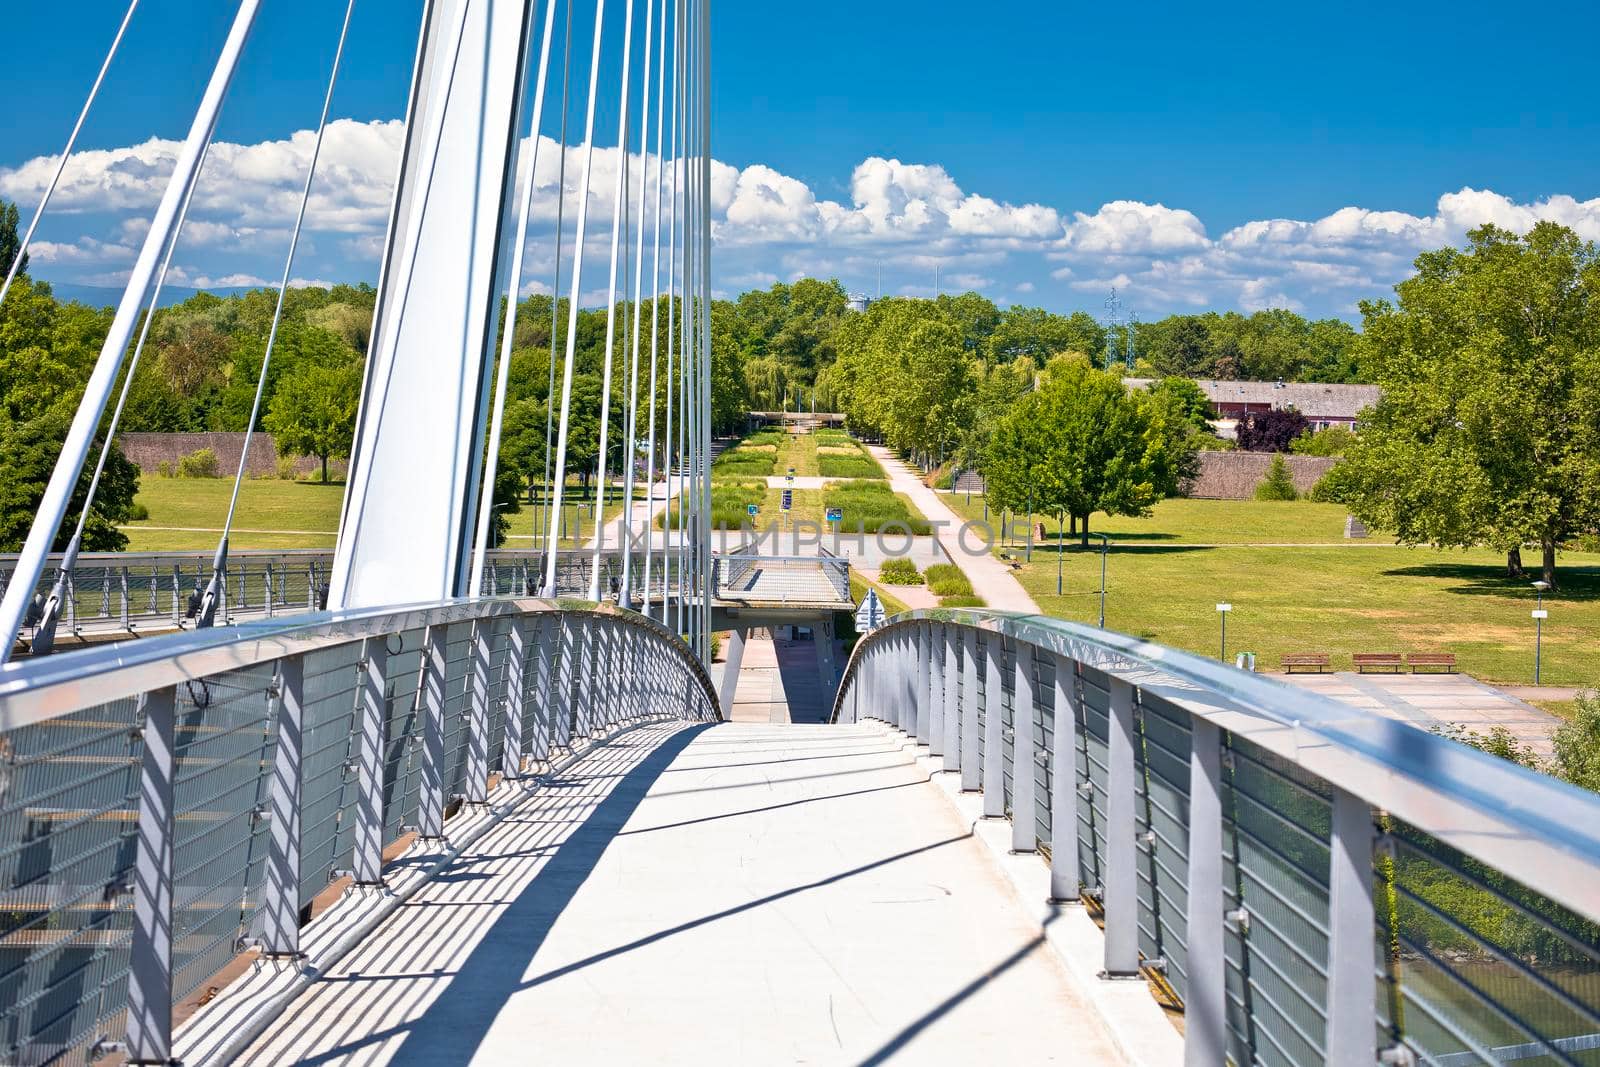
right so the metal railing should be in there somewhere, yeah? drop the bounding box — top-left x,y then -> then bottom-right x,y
833,609 -> 1600,1067
0,599 -> 719,1065
0,549 -> 706,651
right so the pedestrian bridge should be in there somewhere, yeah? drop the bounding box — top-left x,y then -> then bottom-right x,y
1,603 -> 1596,1066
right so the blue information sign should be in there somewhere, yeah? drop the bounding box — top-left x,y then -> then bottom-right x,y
781,490 -> 793,511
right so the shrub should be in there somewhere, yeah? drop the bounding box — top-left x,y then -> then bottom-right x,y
1552,690 -> 1600,793
1238,408 -> 1310,452
939,594 -> 986,608
156,460 -> 174,478
127,502 -> 150,522
1254,454 -> 1299,501
931,468 -> 954,490
879,558 -> 923,585
822,481 -> 930,534
924,563 -> 973,597
1291,425 -> 1357,457
176,448 -> 219,478
818,453 -> 884,479
276,454 -> 301,480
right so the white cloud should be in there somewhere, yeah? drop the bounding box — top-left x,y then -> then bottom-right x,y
7,119 -> 1600,318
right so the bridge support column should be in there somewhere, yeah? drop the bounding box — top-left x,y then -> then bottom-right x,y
1102,676 -> 1140,977
915,624 -> 931,745
927,623 -> 944,757
417,626 -> 448,839
815,617 -> 837,707
1325,786 -> 1377,1067
1184,719 -> 1225,1065
501,619 -> 527,777
125,685 -> 176,1065
982,631 -> 1005,817
1049,654 -> 1082,902
1012,645 -> 1038,853
353,638 -> 389,885
960,629 -> 981,791
258,656 -> 305,956
718,626 -> 747,718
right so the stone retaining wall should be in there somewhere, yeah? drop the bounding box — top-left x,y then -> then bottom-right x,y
1184,451 -> 1336,499
116,432 -> 344,479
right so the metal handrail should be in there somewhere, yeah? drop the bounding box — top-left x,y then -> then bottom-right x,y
0,599 -> 720,1065
832,608 -> 1600,917
832,608 -> 1600,1066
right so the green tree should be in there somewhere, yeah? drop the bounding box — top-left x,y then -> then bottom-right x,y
1255,454 -> 1299,501
987,306 -> 1105,364
1552,691 -> 1600,793
264,355 -> 362,483
0,199 -> 27,280
0,408 -> 138,552
983,359 -> 1182,544
1324,223 -> 1600,587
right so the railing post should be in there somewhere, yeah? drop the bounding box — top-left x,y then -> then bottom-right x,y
914,623 -> 931,744
1184,718 -> 1225,1065
125,684 -> 177,1064
417,625 -> 447,839
531,617 -> 554,764
265,560 -> 275,617
464,620 -> 492,803
941,625 -> 959,772
554,616 -> 575,749
120,567 -> 130,631
1049,653 -> 1082,902
928,623 -> 944,756
353,637 -> 388,885
258,655 -> 305,957
501,618 -> 527,778
960,628 -> 981,791
1012,643 -> 1038,853
1326,786 -> 1377,1067
1103,676 -> 1140,977
982,630 -> 1005,817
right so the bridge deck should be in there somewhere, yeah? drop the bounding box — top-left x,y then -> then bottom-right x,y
230,722 -> 1119,1065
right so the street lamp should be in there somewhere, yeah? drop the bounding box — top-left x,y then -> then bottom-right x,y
1216,602 -> 1232,661
1056,512 -> 1065,595
1531,580 -> 1550,685
1095,533 -> 1109,628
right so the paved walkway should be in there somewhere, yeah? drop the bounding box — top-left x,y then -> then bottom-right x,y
232,722 -> 1120,1065
717,628 -> 837,723
1280,671 -> 1564,756
868,446 -> 1040,613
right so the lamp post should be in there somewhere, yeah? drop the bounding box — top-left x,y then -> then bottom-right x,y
1096,533 -> 1108,628
1056,512 -> 1065,595
1216,602 -> 1232,661
1531,580 -> 1550,685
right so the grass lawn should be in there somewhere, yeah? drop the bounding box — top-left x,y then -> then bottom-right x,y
942,494 -> 1396,545
125,476 -> 637,551
775,431 -> 819,477
1003,539 -> 1600,687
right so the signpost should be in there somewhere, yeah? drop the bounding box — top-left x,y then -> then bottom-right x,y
1216,602 -> 1232,661
855,587 -> 887,634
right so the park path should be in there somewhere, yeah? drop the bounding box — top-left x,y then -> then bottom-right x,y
867,446 -> 1040,614
230,721 -> 1120,1065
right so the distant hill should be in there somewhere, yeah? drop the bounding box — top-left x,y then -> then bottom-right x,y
41,281 -> 262,310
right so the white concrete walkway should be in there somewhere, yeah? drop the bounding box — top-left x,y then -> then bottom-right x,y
868,445 -> 1041,613
233,722 -> 1120,1065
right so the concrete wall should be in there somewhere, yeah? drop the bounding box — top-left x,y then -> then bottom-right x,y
117,432 -> 345,480
1183,451 -> 1336,499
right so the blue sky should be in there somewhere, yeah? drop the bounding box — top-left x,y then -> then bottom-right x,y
5,0 -> 1598,319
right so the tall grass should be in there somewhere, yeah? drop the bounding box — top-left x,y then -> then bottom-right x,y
924,563 -> 973,597
818,452 -> 884,479
713,450 -> 777,477
822,481 -> 929,534
656,480 -> 766,528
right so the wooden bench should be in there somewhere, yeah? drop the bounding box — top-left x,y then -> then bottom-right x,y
1407,652 -> 1457,674
1353,653 -> 1404,673
1281,653 -> 1331,674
